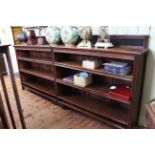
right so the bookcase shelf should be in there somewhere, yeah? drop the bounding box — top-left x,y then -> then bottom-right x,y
22,80 -> 56,97
57,79 -> 130,105
18,56 -> 52,65
58,91 -> 128,127
14,35 -> 148,128
19,68 -> 54,81
55,61 -> 133,82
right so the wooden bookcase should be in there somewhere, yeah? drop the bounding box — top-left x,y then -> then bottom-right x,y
15,45 -> 57,101
14,35 -> 148,128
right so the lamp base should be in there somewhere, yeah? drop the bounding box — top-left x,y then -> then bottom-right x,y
95,42 -> 113,49
77,41 -> 92,48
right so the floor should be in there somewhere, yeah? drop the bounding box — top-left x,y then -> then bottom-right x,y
0,76 -> 113,129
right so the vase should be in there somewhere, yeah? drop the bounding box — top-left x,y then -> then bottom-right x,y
45,26 -> 61,45
60,26 -> 79,47
27,30 -> 37,45
16,31 -> 27,44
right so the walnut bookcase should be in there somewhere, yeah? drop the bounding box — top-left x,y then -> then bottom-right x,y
15,45 -> 57,102
14,35 -> 148,128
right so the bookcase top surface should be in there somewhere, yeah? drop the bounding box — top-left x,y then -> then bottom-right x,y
52,45 -> 148,55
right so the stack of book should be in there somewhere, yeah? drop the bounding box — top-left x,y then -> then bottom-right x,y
103,61 -> 132,75
109,86 -> 132,102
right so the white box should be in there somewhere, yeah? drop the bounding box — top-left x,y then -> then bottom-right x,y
82,59 -> 102,69
74,74 -> 92,87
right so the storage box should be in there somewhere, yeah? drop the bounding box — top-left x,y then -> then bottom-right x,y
82,59 -> 102,69
74,73 -> 92,87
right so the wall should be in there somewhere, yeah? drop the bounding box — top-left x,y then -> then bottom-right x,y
0,26 -> 19,73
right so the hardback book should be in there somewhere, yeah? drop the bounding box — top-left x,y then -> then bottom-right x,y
109,86 -> 132,101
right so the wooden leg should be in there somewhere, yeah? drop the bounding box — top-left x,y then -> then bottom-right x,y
0,55 -> 16,128
0,94 -> 9,129
5,50 -> 26,129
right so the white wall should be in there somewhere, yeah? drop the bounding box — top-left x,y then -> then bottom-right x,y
139,27 -> 155,126
0,26 -> 18,73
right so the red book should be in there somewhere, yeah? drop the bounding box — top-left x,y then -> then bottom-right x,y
109,86 -> 132,101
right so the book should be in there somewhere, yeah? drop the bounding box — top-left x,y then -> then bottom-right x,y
63,75 -> 74,83
109,86 -> 132,102
103,61 -> 131,75
104,61 -> 129,68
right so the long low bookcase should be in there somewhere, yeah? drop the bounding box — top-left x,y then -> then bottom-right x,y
14,35 -> 148,128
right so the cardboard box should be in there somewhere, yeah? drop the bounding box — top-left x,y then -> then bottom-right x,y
82,59 -> 102,69
74,73 -> 92,87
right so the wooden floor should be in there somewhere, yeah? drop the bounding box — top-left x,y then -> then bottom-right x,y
0,76 -> 113,129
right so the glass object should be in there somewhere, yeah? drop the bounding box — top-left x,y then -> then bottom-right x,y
77,26 -> 92,48
95,26 -> 113,48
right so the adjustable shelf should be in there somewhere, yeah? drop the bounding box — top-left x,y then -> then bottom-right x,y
57,79 -> 130,105
57,87 -> 128,128
19,68 -> 54,81
18,56 -> 52,65
22,80 -> 56,97
55,61 -> 133,82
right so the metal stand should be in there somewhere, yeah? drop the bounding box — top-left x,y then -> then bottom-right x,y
0,45 -> 26,129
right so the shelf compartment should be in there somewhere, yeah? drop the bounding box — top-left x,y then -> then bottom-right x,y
22,79 -> 56,97
55,61 -> 132,82
16,49 -> 53,61
18,56 -> 52,65
58,100 -> 124,128
14,45 -> 51,52
57,79 -> 131,105
23,85 -> 56,102
53,46 -> 135,61
57,85 -> 128,126
19,68 -> 54,81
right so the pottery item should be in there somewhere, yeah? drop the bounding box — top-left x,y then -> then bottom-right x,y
45,26 -> 61,45
60,26 -> 79,46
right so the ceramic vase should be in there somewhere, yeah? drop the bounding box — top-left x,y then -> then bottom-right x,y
45,26 -> 61,45
60,26 -> 79,47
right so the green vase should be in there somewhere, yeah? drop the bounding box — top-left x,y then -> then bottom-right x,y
45,26 -> 61,45
60,26 -> 79,46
